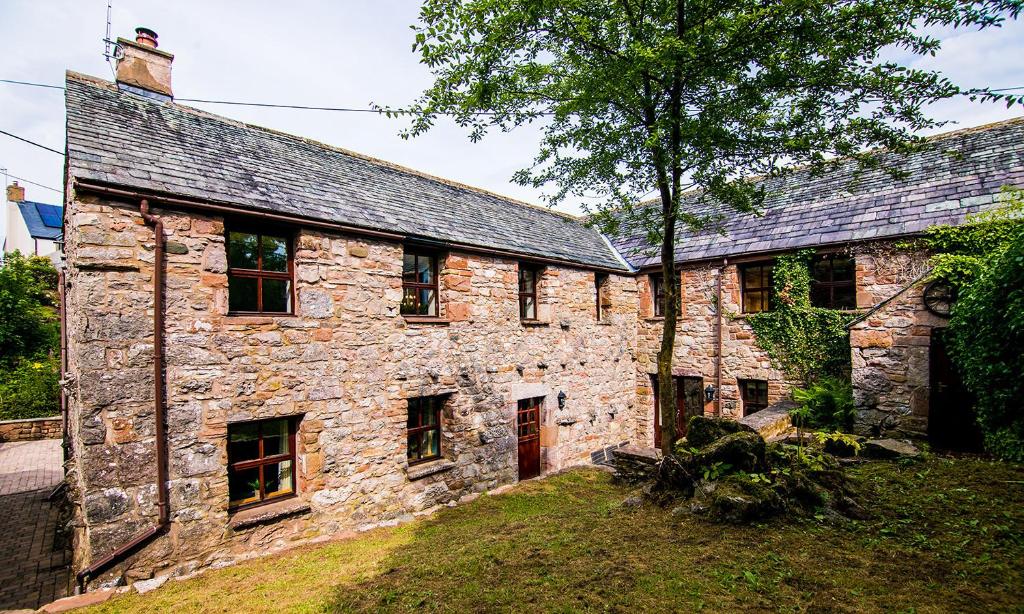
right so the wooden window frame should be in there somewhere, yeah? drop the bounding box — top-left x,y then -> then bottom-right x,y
650,273 -> 665,317
595,273 -> 608,321
810,254 -> 857,310
739,379 -> 769,416
227,417 -> 298,511
407,396 -> 444,465
226,225 -> 295,316
740,262 -> 773,314
519,265 -> 539,321
517,397 -> 542,439
401,248 -> 440,317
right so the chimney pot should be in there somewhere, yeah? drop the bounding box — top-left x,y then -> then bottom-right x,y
135,27 -> 159,48
7,182 -> 26,203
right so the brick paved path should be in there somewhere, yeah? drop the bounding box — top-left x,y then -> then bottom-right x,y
0,439 -> 71,610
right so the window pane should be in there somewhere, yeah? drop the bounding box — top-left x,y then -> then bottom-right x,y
264,460 -> 294,497
812,259 -> 831,282
401,288 -> 418,315
229,466 -> 260,506
408,399 -> 422,428
262,278 -> 291,313
228,422 -> 260,462
262,419 -> 290,456
417,255 -> 435,284
417,288 -> 437,316
261,235 -> 288,272
228,232 -> 258,269
834,285 -> 856,310
228,276 -> 258,312
522,296 -> 536,320
403,253 -> 417,283
743,291 -> 763,313
421,429 -> 439,458
832,257 -> 854,282
743,266 -> 761,288
519,268 -> 534,293
408,433 -> 421,461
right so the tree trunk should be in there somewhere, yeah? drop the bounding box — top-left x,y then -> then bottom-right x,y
657,205 -> 679,453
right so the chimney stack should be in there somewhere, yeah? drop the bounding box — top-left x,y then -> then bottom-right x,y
115,27 -> 174,99
6,182 -> 25,203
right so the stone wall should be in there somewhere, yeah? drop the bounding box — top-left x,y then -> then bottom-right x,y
634,245 -> 930,446
635,263 -> 789,446
62,192 -> 639,587
0,417 -> 62,442
849,249 -> 942,437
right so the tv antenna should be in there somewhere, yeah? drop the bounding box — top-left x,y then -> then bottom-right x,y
102,1 -> 121,77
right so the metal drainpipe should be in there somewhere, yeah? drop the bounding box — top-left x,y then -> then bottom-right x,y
715,257 -> 727,417
76,199 -> 169,591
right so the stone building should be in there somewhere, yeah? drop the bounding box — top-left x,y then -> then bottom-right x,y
61,29 -> 1022,589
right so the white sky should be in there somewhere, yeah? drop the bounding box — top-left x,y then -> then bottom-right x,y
1,0 -> 1022,244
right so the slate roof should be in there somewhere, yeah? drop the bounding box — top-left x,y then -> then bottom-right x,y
16,201 -> 63,241
64,72 -> 627,271
610,117 -> 1024,269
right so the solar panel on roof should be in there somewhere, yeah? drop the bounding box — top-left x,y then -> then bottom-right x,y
35,203 -> 62,228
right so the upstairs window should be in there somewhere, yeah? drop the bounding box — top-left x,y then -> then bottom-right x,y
228,417 -> 297,510
401,249 -> 439,317
519,265 -> 539,320
407,396 -> 444,464
227,229 -> 293,314
740,263 -> 773,313
739,379 -> 769,416
595,273 -> 609,321
650,273 -> 665,317
811,255 -> 856,310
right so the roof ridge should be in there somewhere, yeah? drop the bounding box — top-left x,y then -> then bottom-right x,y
65,71 -> 581,224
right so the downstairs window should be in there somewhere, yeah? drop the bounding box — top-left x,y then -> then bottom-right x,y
228,417 -> 297,510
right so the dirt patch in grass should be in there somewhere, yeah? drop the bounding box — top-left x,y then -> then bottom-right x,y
86,456 -> 1023,613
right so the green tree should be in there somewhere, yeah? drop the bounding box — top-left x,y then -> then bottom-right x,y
402,0 -> 1021,451
0,251 -> 59,364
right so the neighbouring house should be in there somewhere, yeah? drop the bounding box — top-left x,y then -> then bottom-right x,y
4,181 -> 63,257
61,27 -> 1023,589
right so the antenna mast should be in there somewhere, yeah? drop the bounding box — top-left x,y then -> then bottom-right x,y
102,1 -> 118,76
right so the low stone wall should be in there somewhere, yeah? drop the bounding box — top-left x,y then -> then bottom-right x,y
739,401 -> 796,441
610,445 -> 661,484
0,417 -> 62,442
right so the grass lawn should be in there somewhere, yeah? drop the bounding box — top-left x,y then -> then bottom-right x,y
88,456 -> 1023,613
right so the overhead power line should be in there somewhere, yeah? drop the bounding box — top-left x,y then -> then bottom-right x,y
0,129 -> 63,155
2,172 -> 62,193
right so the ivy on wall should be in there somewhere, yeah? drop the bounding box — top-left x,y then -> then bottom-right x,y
924,188 -> 1024,461
745,250 -> 858,385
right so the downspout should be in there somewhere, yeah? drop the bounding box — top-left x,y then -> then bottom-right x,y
715,258 -> 727,417
76,199 -> 169,591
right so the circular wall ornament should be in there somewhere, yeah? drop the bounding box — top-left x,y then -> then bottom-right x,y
923,280 -> 955,317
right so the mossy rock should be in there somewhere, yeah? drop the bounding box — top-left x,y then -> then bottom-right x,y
694,431 -> 766,473
708,474 -> 786,523
652,454 -> 697,500
687,416 -> 755,448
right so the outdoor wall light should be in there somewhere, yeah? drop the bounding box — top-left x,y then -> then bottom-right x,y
557,390 -> 567,409
704,384 -> 717,403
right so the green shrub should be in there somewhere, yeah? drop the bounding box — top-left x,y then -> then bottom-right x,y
792,377 -> 856,431
0,355 -> 60,420
945,233 -> 1024,461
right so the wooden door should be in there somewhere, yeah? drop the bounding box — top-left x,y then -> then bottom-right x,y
929,329 -> 982,451
680,376 -> 705,436
517,397 -> 541,480
652,377 -> 691,449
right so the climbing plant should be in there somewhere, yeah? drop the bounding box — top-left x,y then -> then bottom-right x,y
746,250 -> 858,385
922,188 -> 1024,461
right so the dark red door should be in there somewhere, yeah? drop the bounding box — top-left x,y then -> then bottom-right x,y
652,377 -> 693,450
517,397 -> 541,480
929,329 -> 982,451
